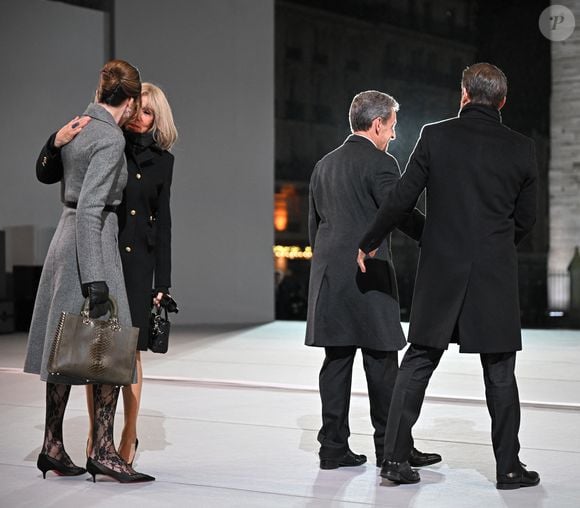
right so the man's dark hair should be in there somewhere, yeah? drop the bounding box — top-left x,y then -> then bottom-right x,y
461,63 -> 508,108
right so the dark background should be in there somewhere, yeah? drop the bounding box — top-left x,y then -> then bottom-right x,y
274,0 -> 552,325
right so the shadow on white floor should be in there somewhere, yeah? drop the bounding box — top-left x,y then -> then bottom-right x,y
1,322 -> 579,507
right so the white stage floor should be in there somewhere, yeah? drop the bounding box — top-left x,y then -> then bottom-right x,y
1,322 -> 579,507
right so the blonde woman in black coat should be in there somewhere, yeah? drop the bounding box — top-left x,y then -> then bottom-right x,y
36,82 -> 177,466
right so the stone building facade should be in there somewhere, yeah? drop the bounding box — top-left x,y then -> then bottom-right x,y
549,0 -> 580,310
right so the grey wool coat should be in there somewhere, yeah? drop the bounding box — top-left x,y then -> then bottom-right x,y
305,135 -> 424,351
24,103 -> 133,384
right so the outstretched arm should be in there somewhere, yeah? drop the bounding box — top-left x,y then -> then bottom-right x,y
371,155 -> 425,242
359,131 -> 430,258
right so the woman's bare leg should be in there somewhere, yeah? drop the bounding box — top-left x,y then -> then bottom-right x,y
118,350 -> 143,463
85,385 -> 94,457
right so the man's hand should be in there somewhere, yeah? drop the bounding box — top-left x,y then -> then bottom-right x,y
54,115 -> 91,148
357,248 -> 377,273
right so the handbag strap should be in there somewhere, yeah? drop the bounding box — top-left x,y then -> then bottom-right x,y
154,305 -> 169,320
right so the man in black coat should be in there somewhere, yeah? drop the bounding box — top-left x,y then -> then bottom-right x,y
358,63 -> 540,489
307,91 -> 440,470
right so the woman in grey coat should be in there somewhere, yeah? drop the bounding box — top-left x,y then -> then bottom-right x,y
24,60 -> 153,483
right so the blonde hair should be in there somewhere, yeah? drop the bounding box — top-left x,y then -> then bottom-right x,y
141,82 -> 178,151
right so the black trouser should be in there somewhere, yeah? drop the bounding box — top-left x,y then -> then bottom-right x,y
318,346 -> 399,460
383,344 -> 521,474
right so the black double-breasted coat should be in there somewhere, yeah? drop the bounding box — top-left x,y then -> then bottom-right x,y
36,130 -> 173,350
306,135 -> 424,351
359,105 -> 538,353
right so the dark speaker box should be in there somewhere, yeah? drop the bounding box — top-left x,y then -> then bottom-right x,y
0,300 -> 15,334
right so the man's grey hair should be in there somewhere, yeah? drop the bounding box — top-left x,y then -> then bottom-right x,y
349,90 -> 399,132
461,62 -> 508,108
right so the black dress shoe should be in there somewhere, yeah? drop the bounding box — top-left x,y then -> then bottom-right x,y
380,460 -> 420,484
376,448 -> 441,468
497,465 -> 540,490
408,447 -> 442,467
320,449 -> 367,470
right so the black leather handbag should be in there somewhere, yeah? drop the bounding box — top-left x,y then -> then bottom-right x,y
148,306 -> 170,354
47,297 -> 138,385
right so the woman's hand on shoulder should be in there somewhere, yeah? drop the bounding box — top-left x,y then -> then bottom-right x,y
54,115 -> 91,148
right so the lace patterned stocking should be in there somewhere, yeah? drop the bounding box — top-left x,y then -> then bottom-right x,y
42,382 -> 76,467
90,384 -> 137,475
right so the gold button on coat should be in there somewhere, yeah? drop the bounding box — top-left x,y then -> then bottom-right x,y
125,246 -> 132,253
130,210 -> 136,216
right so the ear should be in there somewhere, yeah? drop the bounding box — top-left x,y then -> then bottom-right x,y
498,96 -> 507,110
460,87 -> 470,107
372,117 -> 382,134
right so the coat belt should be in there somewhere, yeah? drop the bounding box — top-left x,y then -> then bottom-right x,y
63,201 -> 117,213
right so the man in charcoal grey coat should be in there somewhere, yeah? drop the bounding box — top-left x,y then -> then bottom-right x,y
306,91 -> 441,470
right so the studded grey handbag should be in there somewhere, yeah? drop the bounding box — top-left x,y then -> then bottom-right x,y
47,297 -> 138,385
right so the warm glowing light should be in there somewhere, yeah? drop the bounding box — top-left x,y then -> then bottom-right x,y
273,245 -> 312,260
274,256 -> 288,272
274,194 -> 288,231
274,184 -> 299,232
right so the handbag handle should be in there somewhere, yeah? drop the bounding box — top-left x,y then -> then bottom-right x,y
153,305 -> 169,320
80,296 -> 119,320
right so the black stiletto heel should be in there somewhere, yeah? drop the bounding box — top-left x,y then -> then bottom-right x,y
128,438 -> 139,467
86,457 -> 155,483
37,454 -> 87,478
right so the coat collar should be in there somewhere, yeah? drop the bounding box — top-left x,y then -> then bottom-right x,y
125,130 -> 156,151
83,103 -> 121,129
124,131 -> 163,167
459,103 -> 502,123
346,133 -> 377,148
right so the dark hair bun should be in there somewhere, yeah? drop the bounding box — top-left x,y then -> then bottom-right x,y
97,60 -> 141,107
